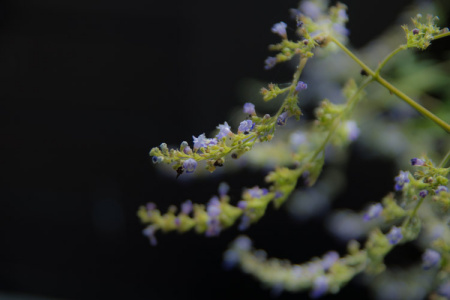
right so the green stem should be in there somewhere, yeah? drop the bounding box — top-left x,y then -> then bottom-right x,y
433,31 -> 450,40
438,149 -> 450,168
274,56 -> 308,118
310,77 -> 373,162
374,45 -> 407,76
329,36 -> 450,134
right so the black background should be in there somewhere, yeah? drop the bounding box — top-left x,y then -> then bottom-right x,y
0,0 -> 449,299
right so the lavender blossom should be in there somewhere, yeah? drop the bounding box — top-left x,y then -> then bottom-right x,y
218,182 -> 230,197
321,251 -> 339,271
238,215 -> 251,231
207,196 -> 221,218
345,120 -> 360,141
238,120 -> 254,133
394,171 -> 409,191
363,203 -> 383,222
182,158 -> 197,173
142,225 -> 158,246
436,185 -> 448,194
264,56 -> 277,70
216,122 -> 232,140
277,111 -> 289,126
192,133 -> 208,149
237,201 -> 248,210
295,81 -> 308,92
246,186 -> 268,198
310,276 -> 329,298
419,190 -> 428,198
243,102 -> 256,115
181,200 -> 193,215
422,249 -> 441,270
271,22 -> 287,38
223,249 -> 239,270
411,158 -> 425,166
233,235 -> 252,251
386,226 -> 403,245
300,1 -> 321,20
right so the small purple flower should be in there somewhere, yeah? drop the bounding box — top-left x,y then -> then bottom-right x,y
247,186 -> 268,198
332,23 -> 350,36
243,102 -> 256,115
180,141 -> 192,154
275,191 -> 283,199
300,1 -> 321,20
207,196 -> 221,218
412,28 -> 420,35
419,190 -> 428,198
310,276 -> 328,298
152,156 -> 163,164
363,203 -> 383,222
295,81 -> 308,92
422,249 -> 441,270
394,171 -> 410,191
218,182 -> 230,197
223,249 -> 239,270
207,138 -> 218,146
192,133 -> 208,150
345,120 -> 360,141
182,158 -> 197,173
238,120 -> 254,133
181,200 -> 193,215
321,251 -> 339,271
277,111 -> 289,126
436,186 -> 448,194
437,281 -> 450,298
142,225 -> 158,246
237,200 -> 248,210
238,215 -> 251,231
386,226 -> 403,245
271,22 -> 287,38
264,56 -> 277,70
233,235 -> 252,251
216,122 -> 232,140
146,202 -> 156,211
411,158 -> 425,166
338,8 -> 348,21
205,218 -> 222,237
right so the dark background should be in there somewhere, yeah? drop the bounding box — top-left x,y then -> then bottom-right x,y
0,0 -> 449,299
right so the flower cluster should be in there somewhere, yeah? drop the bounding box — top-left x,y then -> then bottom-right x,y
224,235 -> 366,298
402,14 -> 448,50
143,1 -> 450,298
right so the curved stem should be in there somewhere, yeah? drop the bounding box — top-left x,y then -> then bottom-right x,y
310,77 -> 373,162
438,149 -> 450,168
329,36 -> 450,134
433,31 -> 450,40
375,45 -> 407,76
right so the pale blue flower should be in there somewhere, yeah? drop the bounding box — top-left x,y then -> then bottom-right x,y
386,226 -> 403,245
422,249 -> 441,270
271,22 -> 287,38
216,122 -> 232,140
295,81 -> 308,92
264,56 -> 277,70
394,171 -> 409,191
238,120 -> 254,133
243,102 -> 256,115
363,203 -> 383,222
183,158 -> 197,173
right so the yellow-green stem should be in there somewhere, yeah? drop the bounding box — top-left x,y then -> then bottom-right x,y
375,45 -> 407,76
329,36 -> 450,134
438,149 -> 450,168
310,77 -> 373,162
433,31 -> 450,40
